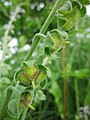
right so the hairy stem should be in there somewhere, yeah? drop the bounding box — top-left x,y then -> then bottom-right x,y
0,0 -> 63,119
25,0 -> 63,60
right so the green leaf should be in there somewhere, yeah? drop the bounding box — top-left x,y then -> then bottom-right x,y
58,1 -> 72,15
70,69 -> 90,79
44,32 -> 54,47
80,6 -> 86,17
36,89 -> 46,101
40,79 -> 47,89
38,64 -> 51,78
36,47 -> 45,58
85,80 -> 90,106
23,60 -> 36,68
56,14 -> 67,27
8,97 -> 20,118
62,16 -> 74,30
44,29 -> 68,57
1,77 -> 11,84
49,80 -> 63,118
79,0 -> 89,5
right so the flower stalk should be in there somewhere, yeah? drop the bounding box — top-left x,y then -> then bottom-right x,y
0,0 -> 63,119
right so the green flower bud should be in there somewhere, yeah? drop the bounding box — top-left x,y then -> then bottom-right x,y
73,8 -> 81,21
17,72 -> 30,86
36,70 -> 47,83
51,32 -> 61,50
19,91 -> 32,107
24,65 -> 39,80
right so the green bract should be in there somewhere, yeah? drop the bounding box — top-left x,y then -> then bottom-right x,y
44,29 -> 68,56
79,0 -> 89,5
57,0 -> 86,30
19,91 -> 32,107
35,65 -> 47,84
15,60 -> 49,87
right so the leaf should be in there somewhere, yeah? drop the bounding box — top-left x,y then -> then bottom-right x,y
35,64 -> 48,84
1,77 -> 11,84
44,29 -> 68,57
23,60 -> 36,68
38,64 -> 51,78
79,0 -> 89,5
7,86 -> 20,96
80,6 -> 86,17
44,32 -> 54,47
62,16 -> 74,30
36,89 -> 46,101
49,79 -> 63,118
58,1 -> 72,15
36,46 -> 45,58
40,79 -> 47,89
85,80 -> 90,106
70,69 -> 90,79
8,97 -> 20,118
56,14 -> 67,27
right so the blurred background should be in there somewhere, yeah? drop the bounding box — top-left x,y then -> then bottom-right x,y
0,0 -> 90,120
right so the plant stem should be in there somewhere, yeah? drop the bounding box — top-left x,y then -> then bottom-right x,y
19,107 -> 28,120
74,78 -> 79,114
25,0 -> 63,61
62,45 -> 67,120
0,82 -> 15,119
0,0 -> 63,119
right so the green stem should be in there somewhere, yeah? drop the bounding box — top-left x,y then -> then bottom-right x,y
19,107 -> 28,120
0,0 -> 62,119
25,0 -> 63,61
0,82 -> 15,119
74,78 -> 79,114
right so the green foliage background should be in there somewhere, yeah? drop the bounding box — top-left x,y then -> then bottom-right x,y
0,0 -> 90,120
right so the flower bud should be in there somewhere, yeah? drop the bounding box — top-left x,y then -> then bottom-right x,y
19,91 -> 32,107
36,70 -> 47,83
24,65 -> 39,80
17,72 -> 30,86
